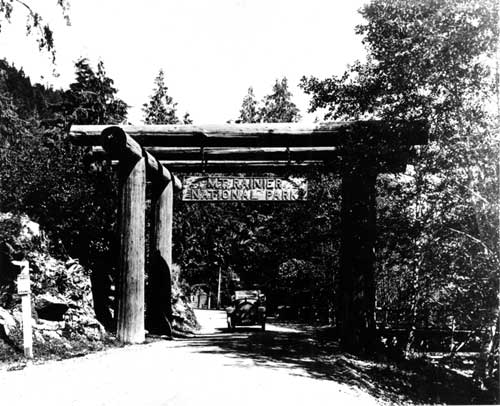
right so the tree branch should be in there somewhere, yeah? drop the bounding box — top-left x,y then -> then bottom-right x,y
447,227 -> 498,263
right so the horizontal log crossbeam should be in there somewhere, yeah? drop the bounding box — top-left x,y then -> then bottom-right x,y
71,121 -> 427,147
71,121 -> 427,173
91,146 -> 340,163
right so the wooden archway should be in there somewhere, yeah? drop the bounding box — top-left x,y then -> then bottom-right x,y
70,121 -> 427,352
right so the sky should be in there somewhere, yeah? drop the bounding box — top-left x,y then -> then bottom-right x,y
0,0 -> 368,124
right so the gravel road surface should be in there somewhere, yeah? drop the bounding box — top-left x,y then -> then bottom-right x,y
0,310 -> 387,406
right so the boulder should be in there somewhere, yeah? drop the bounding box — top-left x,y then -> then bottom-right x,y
35,293 -> 69,321
0,306 -> 23,351
0,307 -> 16,336
171,295 -> 199,333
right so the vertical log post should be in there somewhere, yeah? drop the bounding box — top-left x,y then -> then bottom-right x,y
146,178 -> 174,335
338,164 -> 377,353
101,126 -> 181,342
116,150 -> 146,344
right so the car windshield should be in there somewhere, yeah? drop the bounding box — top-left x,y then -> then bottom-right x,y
234,290 -> 259,300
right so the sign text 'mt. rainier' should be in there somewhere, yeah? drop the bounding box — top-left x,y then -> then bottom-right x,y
182,176 -> 308,201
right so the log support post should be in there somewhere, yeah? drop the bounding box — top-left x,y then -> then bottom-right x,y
146,177 -> 174,335
117,152 -> 146,344
101,126 -> 181,343
338,164 -> 377,353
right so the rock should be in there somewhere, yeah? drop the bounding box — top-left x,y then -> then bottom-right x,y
19,218 -> 40,242
0,212 -> 112,359
0,213 -> 44,248
83,325 -> 103,341
171,295 -> 199,333
43,330 -> 63,340
0,307 -> 16,335
65,258 -> 78,269
33,330 -> 45,342
0,306 -> 23,349
34,319 -> 65,331
35,294 -> 69,321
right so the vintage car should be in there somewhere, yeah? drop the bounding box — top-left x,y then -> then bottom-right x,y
226,290 -> 266,331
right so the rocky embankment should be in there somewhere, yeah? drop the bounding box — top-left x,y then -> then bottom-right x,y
0,213 -> 199,364
0,213 -> 107,363
169,263 -> 200,336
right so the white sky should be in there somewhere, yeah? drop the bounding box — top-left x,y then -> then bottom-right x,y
0,0 -> 368,124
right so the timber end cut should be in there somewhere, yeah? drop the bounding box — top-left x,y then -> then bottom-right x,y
101,126 -> 142,160
99,126 -> 182,191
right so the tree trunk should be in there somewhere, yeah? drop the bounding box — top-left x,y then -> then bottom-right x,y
404,259 -> 423,358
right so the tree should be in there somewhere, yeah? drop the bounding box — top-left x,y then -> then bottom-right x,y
0,57 -> 129,330
238,87 -> 259,123
260,78 -> 300,123
182,112 -> 193,124
142,70 -> 181,125
0,0 -> 70,61
301,0 -> 498,378
61,58 -> 128,125
59,58 -> 128,329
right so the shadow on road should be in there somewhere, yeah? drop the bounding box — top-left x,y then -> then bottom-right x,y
177,325 -> 494,405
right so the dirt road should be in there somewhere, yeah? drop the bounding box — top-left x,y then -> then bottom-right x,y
0,310 -> 399,405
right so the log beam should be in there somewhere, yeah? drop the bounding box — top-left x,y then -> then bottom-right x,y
71,121 -> 428,148
91,146 -> 339,162
86,157 -> 408,174
101,126 -> 182,190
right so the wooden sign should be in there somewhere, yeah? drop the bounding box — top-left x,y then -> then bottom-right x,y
13,260 -> 33,358
182,176 -> 308,201
15,261 -> 30,295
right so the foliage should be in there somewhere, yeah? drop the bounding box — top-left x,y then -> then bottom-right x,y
175,80 -> 336,316
0,0 -> 70,62
0,214 -> 22,255
236,79 -> 301,124
0,58 -> 127,328
60,58 -> 128,125
259,78 -> 300,123
182,112 -> 193,125
176,76 -> 306,305
143,69 -> 190,125
237,87 -> 259,123
301,0 -> 499,382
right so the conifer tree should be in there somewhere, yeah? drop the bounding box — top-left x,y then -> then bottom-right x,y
142,70 -> 180,125
182,112 -> 193,124
238,87 -> 259,123
259,78 -> 300,123
62,58 -> 128,125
